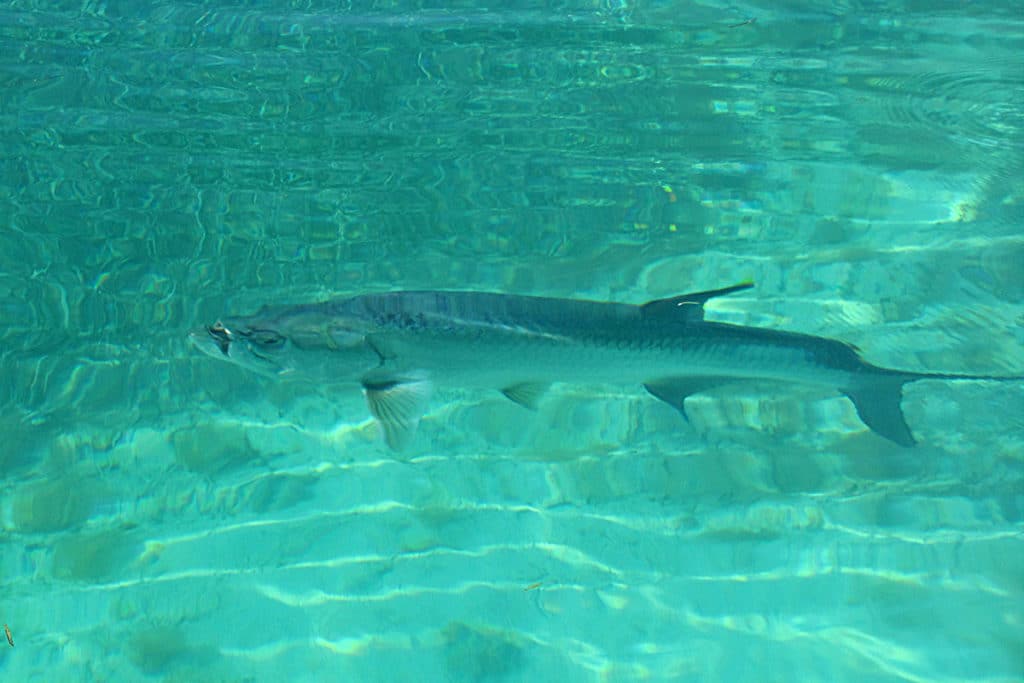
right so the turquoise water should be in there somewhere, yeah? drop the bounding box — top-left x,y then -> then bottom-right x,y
2,0 -> 1023,680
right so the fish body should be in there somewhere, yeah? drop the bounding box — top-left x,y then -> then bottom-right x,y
190,284 -> 1019,448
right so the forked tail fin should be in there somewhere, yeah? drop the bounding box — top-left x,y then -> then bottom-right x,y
843,376 -> 916,446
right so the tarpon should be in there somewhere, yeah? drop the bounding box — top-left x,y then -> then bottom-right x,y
189,283 -> 1021,448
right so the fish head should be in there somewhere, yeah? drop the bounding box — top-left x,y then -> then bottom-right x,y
189,319 -> 296,376
189,309 -> 383,381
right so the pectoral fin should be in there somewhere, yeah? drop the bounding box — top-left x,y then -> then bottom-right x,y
501,382 -> 549,410
843,377 -> 916,446
363,377 -> 432,450
644,377 -> 733,420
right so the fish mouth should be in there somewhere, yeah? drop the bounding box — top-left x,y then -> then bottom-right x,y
188,321 -> 234,358
188,323 -> 288,376
206,322 -> 233,355
188,320 -> 238,356
188,326 -> 229,360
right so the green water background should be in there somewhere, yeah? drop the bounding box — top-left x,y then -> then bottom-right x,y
2,0 -> 1023,681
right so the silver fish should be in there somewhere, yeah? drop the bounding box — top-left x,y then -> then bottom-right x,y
189,283 -> 1020,449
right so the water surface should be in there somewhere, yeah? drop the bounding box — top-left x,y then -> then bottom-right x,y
1,1 -> 1022,681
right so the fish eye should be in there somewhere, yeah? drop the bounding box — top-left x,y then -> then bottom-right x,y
209,322 -> 232,340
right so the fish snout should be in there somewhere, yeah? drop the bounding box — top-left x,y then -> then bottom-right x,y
189,322 -> 233,359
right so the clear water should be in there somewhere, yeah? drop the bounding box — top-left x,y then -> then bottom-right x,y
2,0 -> 1023,680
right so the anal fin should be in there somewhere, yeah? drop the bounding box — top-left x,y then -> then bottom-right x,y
843,376 -> 916,447
644,377 -> 733,420
363,377 -> 432,450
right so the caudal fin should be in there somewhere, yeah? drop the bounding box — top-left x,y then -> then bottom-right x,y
843,376 -> 916,446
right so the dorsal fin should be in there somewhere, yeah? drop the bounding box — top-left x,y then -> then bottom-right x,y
641,281 -> 754,322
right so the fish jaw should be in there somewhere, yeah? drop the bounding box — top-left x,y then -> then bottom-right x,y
188,323 -> 288,376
